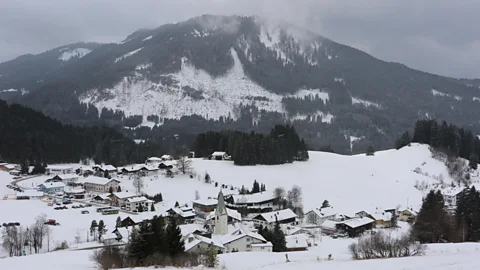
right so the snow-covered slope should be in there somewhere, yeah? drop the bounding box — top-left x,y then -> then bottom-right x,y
58,48 -> 92,61
80,48 -> 331,122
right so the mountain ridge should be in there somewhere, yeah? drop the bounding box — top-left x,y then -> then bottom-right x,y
1,14 -> 479,153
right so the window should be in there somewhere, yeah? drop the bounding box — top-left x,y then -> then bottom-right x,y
246,238 -> 250,242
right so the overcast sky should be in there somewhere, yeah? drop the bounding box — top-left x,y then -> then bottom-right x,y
1,0 -> 479,78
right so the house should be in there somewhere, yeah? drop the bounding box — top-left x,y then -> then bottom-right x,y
9,170 -> 21,176
159,160 -> 175,170
108,192 -> 137,206
336,217 -> 375,237
64,187 -> 86,199
227,193 -> 278,209
146,157 -> 162,167
161,155 -> 174,161
193,198 -> 218,217
355,210 -> 370,218
320,220 -> 339,235
441,187 -> 464,207
92,194 -> 111,204
368,212 -> 393,228
398,209 -> 418,223
167,207 -> 196,224
285,234 -> 309,252
93,165 -> 117,176
252,209 -> 298,229
210,152 -> 229,160
140,165 -> 159,176
213,228 -> 272,253
38,182 -> 65,193
184,233 -> 225,254
0,163 -> 17,171
15,190 -> 44,200
45,165 -> 74,175
81,176 -> 120,193
207,192 -> 242,230
179,223 -> 208,237
125,196 -> 154,212
48,174 -> 79,185
305,207 -> 337,225
121,166 -> 142,175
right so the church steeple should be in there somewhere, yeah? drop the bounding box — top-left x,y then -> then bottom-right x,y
214,190 -> 228,235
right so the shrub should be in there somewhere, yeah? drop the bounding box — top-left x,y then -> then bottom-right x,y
90,245 -> 125,270
348,231 -> 426,260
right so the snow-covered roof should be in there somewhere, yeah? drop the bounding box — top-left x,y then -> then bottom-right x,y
285,234 -> 308,249
142,165 -> 159,171
211,151 -> 226,156
64,187 -> 85,194
180,224 -> 206,236
122,165 -> 143,172
193,198 -> 218,206
308,207 -> 337,218
213,227 -> 267,245
81,176 -> 119,185
53,173 -> 78,180
207,208 -> 242,221
255,209 -> 297,223
320,220 -> 338,229
47,165 -> 74,170
147,157 -> 162,161
101,165 -> 117,171
161,155 -> 173,159
94,194 -> 111,200
251,242 -> 273,247
3,164 -> 16,169
369,212 -> 392,221
111,192 -> 137,199
40,182 -> 66,189
231,192 -> 276,204
184,233 -> 224,252
126,196 -> 152,203
16,190 -> 44,197
341,217 -> 375,228
441,187 -> 464,197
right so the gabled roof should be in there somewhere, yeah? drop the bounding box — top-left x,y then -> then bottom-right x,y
369,212 -> 392,221
147,157 -> 162,162
81,176 -> 119,185
340,217 -> 375,229
193,198 -> 218,206
206,208 -> 242,221
179,224 -> 206,236
211,151 -> 227,156
52,173 -> 78,180
184,233 -> 225,252
213,227 -> 267,245
126,196 -> 153,203
16,190 -> 44,197
320,220 -> 339,229
308,207 -> 337,218
231,192 -> 277,204
285,234 -> 309,249
111,192 -> 136,200
254,209 -> 297,223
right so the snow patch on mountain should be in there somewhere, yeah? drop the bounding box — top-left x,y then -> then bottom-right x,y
473,97 -> 480,102
287,89 -> 329,102
192,29 -> 210,38
80,48 -> 286,121
115,47 -> 143,63
334,77 -> 345,85
58,48 -> 92,61
1,88 -> 18,92
352,97 -> 382,109
143,35 -> 153,41
290,111 -> 334,123
431,89 -> 462,100
135,63 -> 152,70
350,136 -> 364,152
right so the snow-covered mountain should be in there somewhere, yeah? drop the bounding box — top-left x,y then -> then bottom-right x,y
2,15 -> 480,152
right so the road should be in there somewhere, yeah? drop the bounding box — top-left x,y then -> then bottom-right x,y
10,175 -> 138,215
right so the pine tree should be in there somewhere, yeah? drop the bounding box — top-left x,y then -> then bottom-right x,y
166,217 -> 185,256
21,159 -> 29,175
150,203 -> 156,212
138,204 -> 144,213
109,186 -> 114,194
413,190 -> 450,243
117,186 -> 122,192
104,170 -> 110,178
252,180 -> 260,193
97,220 -> 106,240
115,216 -> 122,228
261,183 -> 266,192
206,243 -> 218,267
150,216 -> 167,254
430,121 -> 440,147
90,220 -> 98,240
412,121 -> 426,143
321,200 -> 330,208
366,146 -> 375,156
469,154 -> 478,170
204,172 -> 211,184
272,217 -> 287,252
174,201 -> 180,207
395,131 -> 411,149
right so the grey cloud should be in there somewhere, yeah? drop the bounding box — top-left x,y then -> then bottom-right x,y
0,0 -> 479,78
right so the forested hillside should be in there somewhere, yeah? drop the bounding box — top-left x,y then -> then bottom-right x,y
192,124 -> 309,165
0,101 -> 165,166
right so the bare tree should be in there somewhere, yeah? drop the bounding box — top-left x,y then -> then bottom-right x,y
2,227 -> 16,257
133,175 -> 144,195
194,190 -> 200,200
176,156 -> 193,174
31,213 -> 50,253
75,230 -> 82,247
287,185 -> 304,218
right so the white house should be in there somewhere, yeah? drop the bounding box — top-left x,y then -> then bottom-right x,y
124,196 -> 154,212
46,165 -> 74,175
285,234 -> 309,252
228,193 -> 277,209
81,176 -> 120,193
15,190 -> 44,200
253,209 -> 298,229
48,174 -> 79,185
212,228 -> 272,253
441,187 -> 464,207
305,207 -> 337,225
210,151 -> 229,160
38,182 -> 65,193
93,165 -> 117,176
184,233 -> 225,254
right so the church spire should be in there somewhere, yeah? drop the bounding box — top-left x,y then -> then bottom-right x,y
216,190 -> 227,215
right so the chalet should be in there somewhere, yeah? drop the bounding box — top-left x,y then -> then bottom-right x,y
15,190 -> 44,200
108,192 -> 137,206
441,187 -> 464,207
9,170 -> 21,176
121,166 -> 142,175
210,151 -> 229,160
184,233 -> 225,254
125,196 -> 154,212
180,223 -> 207,236
398,209 -> 418,223
320,220 -> 339,235
253,209 -> 298,229
227,193 -> 278,209
146,157 -> 162,167
81,177 -> 120,193
167,207 -> 196,224
285,234 -> 309,252
355,211 -> 370,218
48,174 -> 79,185
38,182 -> 65,194
64,187 -> 86,199
305,207 -> 337,225
368,212 -> 393,228
212,227 -> 273,253
0,163 -> 17,171
140,165 -> 159,176
193,198 -> 218,217
92,194 -> 111,204
45,165 -> 74,175
161,155 -> 174,161
336,217 -> 375,237
93,165 -> 117,176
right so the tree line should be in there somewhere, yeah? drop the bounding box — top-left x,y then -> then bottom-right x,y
413,187 -> 480,243
0,101 -> 164,167
192,124 -> 309,165
396,120 -> 480,167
